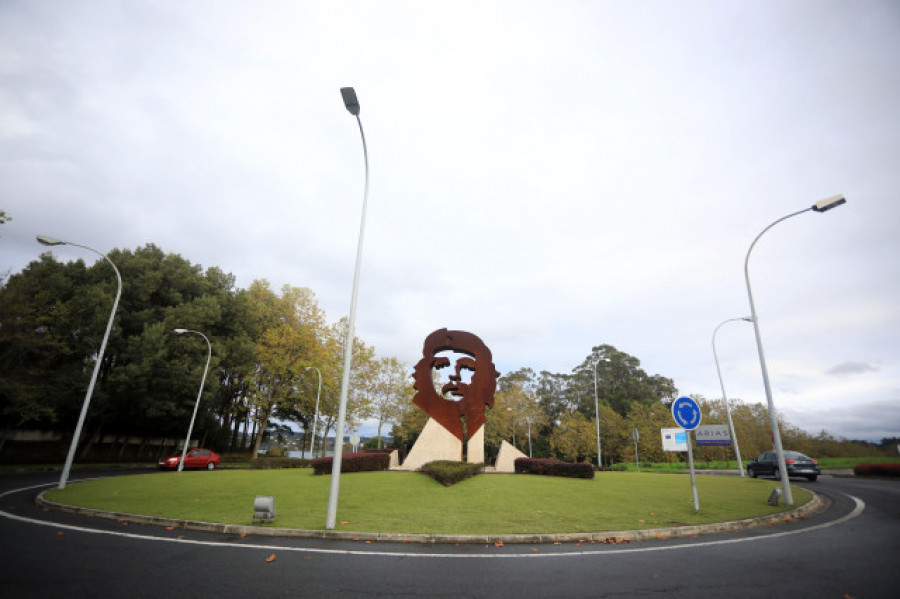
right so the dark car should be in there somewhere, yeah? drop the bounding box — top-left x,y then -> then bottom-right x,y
158,448 -> 220,470
747,450 -> 819,481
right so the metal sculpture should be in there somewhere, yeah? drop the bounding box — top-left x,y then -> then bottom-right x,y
411,328 -> 500,442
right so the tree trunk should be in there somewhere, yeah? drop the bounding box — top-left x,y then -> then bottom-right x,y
251,405 -> 273,457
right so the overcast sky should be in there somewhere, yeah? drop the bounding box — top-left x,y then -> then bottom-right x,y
2,1 -> 898,443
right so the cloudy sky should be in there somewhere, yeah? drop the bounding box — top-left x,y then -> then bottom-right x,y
2,1 -> 898,443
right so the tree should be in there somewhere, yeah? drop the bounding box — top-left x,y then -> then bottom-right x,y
570,344 -> 677,418
485,368 -> 549,456
367,357 -> 413,448
549,410 -> 595,463
248,284 -> 326,457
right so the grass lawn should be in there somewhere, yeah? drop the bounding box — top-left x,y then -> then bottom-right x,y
44,469 -> 812,535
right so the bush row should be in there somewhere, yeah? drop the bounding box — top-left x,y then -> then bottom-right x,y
421,460 -> 484,486
514,457 -> 595,479
853,462 -> 900,477
312,451 -> 391,475
249,457 -> 310,469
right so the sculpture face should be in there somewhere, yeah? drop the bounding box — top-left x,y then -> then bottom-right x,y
412,329 -> 500,441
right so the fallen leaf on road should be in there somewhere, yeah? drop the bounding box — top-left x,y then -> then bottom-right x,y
57,531 -> 63,537
266,554 -> 276,562
494,540 -> 504,547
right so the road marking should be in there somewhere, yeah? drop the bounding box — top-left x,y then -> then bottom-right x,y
0,481 -> 865,559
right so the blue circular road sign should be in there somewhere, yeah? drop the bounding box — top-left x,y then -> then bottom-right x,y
671,396 -> 702,430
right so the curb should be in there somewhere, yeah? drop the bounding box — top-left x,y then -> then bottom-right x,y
35,490 -> 828,545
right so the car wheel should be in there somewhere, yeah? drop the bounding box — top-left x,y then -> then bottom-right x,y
206,461 -> 216,471
807,475 -> 817,482
748,467 -> 756,478
773,468 -> 781,481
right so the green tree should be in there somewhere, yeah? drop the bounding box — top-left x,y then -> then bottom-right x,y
367,357 -> 413,448
570,344 -> 677,419
549,410 -> 595,463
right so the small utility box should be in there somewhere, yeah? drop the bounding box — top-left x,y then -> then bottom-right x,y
253,495 -> 275,522
767,487 -> 782,506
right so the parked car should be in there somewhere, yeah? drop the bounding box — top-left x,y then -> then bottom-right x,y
158,448 -> 220,470
747,450 -> 819,481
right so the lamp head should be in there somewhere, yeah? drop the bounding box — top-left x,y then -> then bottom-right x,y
741,317 -> 754,322
173,328 -> 188,334
340,87 -> 360,115
811,195 -> 846,213
36,235 -> 66,246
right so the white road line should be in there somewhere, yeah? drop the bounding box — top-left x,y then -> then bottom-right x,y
0,482 -> 865,559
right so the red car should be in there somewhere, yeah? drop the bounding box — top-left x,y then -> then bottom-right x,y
158,448 -> 220,470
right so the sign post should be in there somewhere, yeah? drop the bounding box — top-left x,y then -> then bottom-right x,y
632,427 -> 640,472
671,396 -> 702,511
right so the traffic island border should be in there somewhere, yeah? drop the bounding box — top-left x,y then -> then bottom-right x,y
35,490 -> 828,545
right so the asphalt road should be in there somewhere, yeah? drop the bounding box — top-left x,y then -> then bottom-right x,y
1,469 -> 897,598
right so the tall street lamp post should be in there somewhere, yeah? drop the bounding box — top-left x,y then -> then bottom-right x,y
37,235 -> 122,490
173,329 -> 212,472
304,366 -> 322,458
326,87 -> 369,530
744,194 -> 846,505
593,357 -> 611,469
712,317 -> 752,477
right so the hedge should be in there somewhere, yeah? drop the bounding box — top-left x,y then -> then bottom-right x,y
853,463 -> 900,477
514,457 -> 595,479
421,460 -> 484,486
248,457 -> 310,469
312,451 -> 391,475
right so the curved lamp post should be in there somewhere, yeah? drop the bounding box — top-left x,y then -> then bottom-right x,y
327,87 -> 369,530
744,194 -> 846,505
173,329 -> 212,472
37,235 -> 122,490
303,366 -> 322,458
593,357 -> 611,469
712,317 -> 752,477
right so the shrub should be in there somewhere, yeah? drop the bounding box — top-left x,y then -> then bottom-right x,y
249,457 -> 310,469
312,451 -> 391,475
853,463 -> 900,477
421,460 -> 483,486
514,457 -> 595,479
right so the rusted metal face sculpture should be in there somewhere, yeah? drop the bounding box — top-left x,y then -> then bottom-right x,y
412,328 -> 500,441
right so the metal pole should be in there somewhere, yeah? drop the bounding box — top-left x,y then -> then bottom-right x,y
744,207 -> 810,505
174,330 -> 211,472
712,317 -> 751,477
633,427 -> 640,472
592,357 -> 609,469
38,237 -> 122,490
527,418 -> 532,458
686,430 -> 699,511
327,87 -> 368,530
305,366 -> 322,459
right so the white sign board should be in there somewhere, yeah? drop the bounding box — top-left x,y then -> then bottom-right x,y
695,425 -> 731,446
661,428 -> 688,452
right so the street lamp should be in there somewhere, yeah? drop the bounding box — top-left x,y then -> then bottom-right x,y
37,235 -> 122,490
326,87 -> 369,530
712,317 -> 752,477
173,329 -> 212,472
303,366 -> 322,459
526,416 -> 533,458
744,194 -> 846,505
593,357 -> 611,469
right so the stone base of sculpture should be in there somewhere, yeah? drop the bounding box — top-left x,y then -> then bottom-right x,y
395,417 -> 485,471
494,440 -> 528,473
